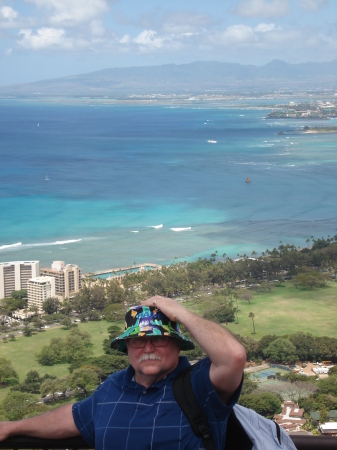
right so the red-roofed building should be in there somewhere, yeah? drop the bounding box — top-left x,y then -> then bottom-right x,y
274,402 -> 306,432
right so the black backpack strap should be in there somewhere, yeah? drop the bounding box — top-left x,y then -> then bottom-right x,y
225,410 -> 253,450
275,422 -> 281,444
173,365 -> 216,450
173,366 -> 254,450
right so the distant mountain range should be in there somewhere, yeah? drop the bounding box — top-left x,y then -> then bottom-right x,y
1,59 -> 337,97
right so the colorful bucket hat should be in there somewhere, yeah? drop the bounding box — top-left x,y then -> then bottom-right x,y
110,305 -> 195,353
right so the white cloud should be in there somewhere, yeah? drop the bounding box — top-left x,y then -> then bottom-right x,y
0,5 -> 24,29
133,30 -> 164,50
160,11 -> 213,35
235,0 -> 290,18
0,6 -> 18,21
25,0 -> 109,25
255,23 -> 276,33
89,19 -> 105,37
120,34 -> 131,44
3,0 -> 336,68
0,6 -> 35,30
17,27 -> 66,50
218,24 -> 256,44
207,22 -> 307,58
297,0 -> 327,13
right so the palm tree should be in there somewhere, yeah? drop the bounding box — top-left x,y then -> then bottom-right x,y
232,290 -> 239,312
233,307 -> 239,324
249,312 -> 256,334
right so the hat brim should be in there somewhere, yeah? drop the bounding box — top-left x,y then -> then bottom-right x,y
110,324 -> 195,353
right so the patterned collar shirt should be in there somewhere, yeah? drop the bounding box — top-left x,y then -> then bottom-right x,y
72,356 -> 240,450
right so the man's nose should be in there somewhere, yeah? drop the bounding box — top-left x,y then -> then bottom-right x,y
143,339 -> 155,351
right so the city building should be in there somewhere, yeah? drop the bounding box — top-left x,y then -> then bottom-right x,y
40,261 -> 81,300
319,423 -> 337,436
274,401 -> 306,432
0,261 -> 40,299
27,276 -> 55,313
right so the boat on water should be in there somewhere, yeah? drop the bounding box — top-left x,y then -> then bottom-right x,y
245,176 -> 251,183
45,175 -> 50,181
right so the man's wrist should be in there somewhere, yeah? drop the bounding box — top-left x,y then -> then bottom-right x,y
1,421 -> 15,440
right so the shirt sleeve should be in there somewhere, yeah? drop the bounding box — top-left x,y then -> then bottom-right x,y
72,395 -> 96,448
191,357 -> 242,447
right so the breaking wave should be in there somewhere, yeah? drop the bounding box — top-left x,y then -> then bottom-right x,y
0,239 -> 82,252
0,242 -> 22,250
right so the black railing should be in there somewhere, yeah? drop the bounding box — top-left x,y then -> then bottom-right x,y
1,435 -> 337,450
291,435 -> 337,449
0,436 -> 90,449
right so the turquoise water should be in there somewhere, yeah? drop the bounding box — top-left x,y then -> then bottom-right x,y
1,99 -> 337,272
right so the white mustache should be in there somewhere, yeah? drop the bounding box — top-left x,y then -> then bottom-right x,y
139,353 -> 162,363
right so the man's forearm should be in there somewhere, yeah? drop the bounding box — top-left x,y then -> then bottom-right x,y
179,307 -> 245,367
177,307 -> 246,396
0,404 -> 80,442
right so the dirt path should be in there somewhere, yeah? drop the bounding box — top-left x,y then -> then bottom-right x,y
301,362 -> 332,378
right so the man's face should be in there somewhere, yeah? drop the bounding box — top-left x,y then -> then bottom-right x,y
126,337 -> 181,387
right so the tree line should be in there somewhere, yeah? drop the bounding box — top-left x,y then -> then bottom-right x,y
2,235 -> 337,326
237,331 -> 337,364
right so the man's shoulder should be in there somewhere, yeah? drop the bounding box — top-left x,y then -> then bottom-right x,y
191,357 -> 211,370
101,365 -> 131,388
173,357 -> 210,383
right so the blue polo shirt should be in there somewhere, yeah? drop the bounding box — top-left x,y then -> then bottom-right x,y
72,356 -> 240,449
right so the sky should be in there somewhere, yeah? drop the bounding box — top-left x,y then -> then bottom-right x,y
0,0 -> 337,86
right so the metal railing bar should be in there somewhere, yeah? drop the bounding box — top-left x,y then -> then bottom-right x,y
1,434 -> 337,449
0,436 -> 91,449
291,435 -> 337,450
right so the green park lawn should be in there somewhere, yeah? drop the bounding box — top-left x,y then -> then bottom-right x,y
225,281 -> 337,338
1,281 -> 337,403
182,281 -> 337,338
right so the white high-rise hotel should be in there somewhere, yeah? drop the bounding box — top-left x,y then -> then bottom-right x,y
40,261 -> 81,299
1,260 -> 81,313
28,261 -> 81,312
0,261 -> 39,299
27,276 -> 56,313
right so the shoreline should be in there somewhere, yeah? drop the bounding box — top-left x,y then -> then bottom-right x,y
3,217 -> 337,275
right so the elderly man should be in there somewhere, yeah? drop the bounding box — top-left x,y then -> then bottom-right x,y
0,296 -> 246,449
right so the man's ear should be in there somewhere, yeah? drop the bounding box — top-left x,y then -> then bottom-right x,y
175,339 -> 182,351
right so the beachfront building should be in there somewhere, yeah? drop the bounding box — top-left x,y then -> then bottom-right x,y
40,261 -> 81,300
27,276 -> 55,313
0,261 -> 40,299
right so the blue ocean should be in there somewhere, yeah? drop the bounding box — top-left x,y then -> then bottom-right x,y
1,98 -> 337,273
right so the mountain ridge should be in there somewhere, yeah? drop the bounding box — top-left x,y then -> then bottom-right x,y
1,59 -> 337,97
